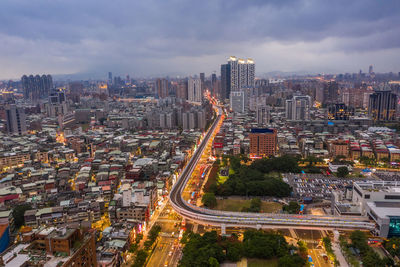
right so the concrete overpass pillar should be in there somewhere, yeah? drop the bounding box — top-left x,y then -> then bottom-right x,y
221,224 -> 226,235
256,224 -> 262,230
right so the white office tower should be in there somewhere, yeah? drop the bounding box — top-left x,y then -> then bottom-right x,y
285,95 -> 311,120
6,104 -> 27,135
230,91 -> 245,113
188,77 -> 202,103
256,105 -> 271,126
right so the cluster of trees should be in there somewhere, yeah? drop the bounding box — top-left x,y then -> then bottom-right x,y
131,225 -> 161,267
208,155 -> 298,197
132,250 -> 148,267
12,204 -> 32,229
144,224 -> 161,250
202,193 -> 217,208
322,237 -> 338,265
384,237 -> 400,258
282,201 -> 300,214
340,230 -> 393,267
179,230 -> 306,267
337,166 -> 349,178
359,156 -> 377,166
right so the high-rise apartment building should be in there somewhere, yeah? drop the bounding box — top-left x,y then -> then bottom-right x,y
230,91 -> 245,113
323,81 -> 339,105
220,56 -> 255,100
21,74 -> 53,102
220,64 -> 231,100
256,105 -> 271,126
249,128 -> 277,158
211,73 -> 218,98
368,90 -> 398,121
5,105 -> 27,135
108,72 -> 113,83
200,73 -> 205,92
47,89 -> 68,117
188,77 -> 202,103
285,95 -> 311,120
177,79 -> 188,100
156,78 -> 169,99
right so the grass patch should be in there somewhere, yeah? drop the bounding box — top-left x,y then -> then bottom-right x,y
217,174 -> 229,184
229,168 -> 235,175
214,199 -> 282,213
248,258 -> 279,267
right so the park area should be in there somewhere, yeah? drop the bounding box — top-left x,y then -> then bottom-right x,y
214,198 -> 282,213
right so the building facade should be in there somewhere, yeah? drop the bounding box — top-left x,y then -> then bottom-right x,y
249,128 -> 277,158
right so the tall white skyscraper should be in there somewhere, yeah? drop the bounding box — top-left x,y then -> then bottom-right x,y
285,95 -> 311,120
228,56 -> 255,92
188,77 -> 202,103
246,58 -> 255,87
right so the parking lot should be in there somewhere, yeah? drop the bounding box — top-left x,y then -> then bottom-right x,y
283,173 -> 374,200
374,171 -> 400,181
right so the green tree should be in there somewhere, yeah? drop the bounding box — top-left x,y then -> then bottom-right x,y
208,257 -> 219,267
278,254 -> 306,267
362,251 -> 384,267
132,250 -> 148,267
243,198 -> 261,213
304,156 -> 322,166
337,166 -> 349,178
283,201 -> 300,214
385,237 -> 400,257
350,230 -> 368,254
13,204 -> 32,229
297,240 -> 308,259
202,193 -> 217,208
129,243 -> 138,253
225,242 -> 243,262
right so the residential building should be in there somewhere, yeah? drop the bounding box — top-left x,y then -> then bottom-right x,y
5,105 -> 26,135
249,128 -> 277,158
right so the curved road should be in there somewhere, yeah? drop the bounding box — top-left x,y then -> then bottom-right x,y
169,108 -> 375,231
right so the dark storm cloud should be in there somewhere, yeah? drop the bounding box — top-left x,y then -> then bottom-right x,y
0,0 -> 400,78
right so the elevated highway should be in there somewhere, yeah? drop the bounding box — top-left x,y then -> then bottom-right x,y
169,108 -> 375,233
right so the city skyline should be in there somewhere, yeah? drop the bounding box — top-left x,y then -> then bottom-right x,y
1,0 -> 400,79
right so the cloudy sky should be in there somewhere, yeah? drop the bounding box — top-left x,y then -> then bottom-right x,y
1,0 -> 400,80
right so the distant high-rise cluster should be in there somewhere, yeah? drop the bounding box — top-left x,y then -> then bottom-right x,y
221,56 -> 255,100
21,74 -> 53,102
